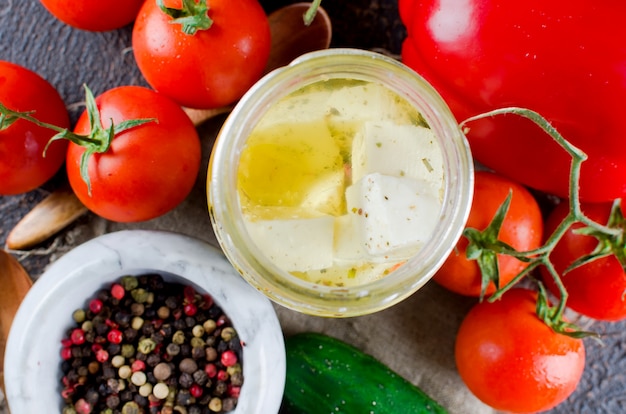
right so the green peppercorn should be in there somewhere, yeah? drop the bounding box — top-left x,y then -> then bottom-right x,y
131,288 -> 150,304
121,401 -> 141,414
72,309 -> 86,324
190,337 -> 205,349
121,344 -> 135,359
146,291 -> 155,305
208,397 -> 222,412
120,276 -> 139,291
81,320 -> 93,333
226,363 -> 241,376
203,319 -> 217,334
137,338 -> 157,354
191,325 -> 204,338
220,327 -> 236,341
172,330 -> 185,345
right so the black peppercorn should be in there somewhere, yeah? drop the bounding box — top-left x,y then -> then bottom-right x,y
106,394 -> 120,409
179,372 -> 194,388
60,276 -> 243,413
176,389 -> 193,406
214,381 -> 228,396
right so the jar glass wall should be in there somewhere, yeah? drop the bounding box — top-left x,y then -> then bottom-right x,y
207,48 -> 474,317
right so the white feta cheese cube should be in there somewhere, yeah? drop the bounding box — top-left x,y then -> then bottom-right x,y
351,121 -> 444,195
345,173 -> 441,260
324,82 -> 416,124
334,214 -> 368,263
244,216 -> 335,272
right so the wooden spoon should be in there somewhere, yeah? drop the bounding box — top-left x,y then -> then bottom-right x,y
6,2 -> 332,251
0,249 -> 32,396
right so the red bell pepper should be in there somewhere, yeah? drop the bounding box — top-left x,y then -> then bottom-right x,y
399,0 -> 626,202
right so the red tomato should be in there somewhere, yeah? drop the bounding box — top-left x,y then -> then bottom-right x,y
541,201 -> 626,321
455,288 -> 586,413
433,171 -> 543,297
399,0 -> 626,202
0,61 -> 69,195
132,0 -> 271,109
67,86 -> 201,222
39,0 -> 144,32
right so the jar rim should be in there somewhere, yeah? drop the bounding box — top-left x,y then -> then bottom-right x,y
208,48 -> 474,317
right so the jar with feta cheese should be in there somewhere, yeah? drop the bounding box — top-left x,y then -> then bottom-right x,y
207,48 -> 474,317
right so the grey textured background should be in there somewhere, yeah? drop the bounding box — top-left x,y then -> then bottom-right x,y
2,1 -> 626,413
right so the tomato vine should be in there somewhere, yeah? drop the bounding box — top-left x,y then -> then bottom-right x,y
460,107 -> 623,338
0,85 -> 154,195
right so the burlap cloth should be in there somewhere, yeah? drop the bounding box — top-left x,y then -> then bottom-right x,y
1,1 -> 623,413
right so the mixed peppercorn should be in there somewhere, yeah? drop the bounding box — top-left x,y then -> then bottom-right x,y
60,274 -> 244,413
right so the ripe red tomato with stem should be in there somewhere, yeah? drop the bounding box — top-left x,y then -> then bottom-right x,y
38,0 -> 144,32
0,61 -> 69,195
433,170 -> 543,298
132,0 -> 271,109
455,288 -> 586,413
65,85 -> 201,223
541,200 -> 626,321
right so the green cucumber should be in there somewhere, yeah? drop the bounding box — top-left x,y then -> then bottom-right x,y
281,332 -> 447,414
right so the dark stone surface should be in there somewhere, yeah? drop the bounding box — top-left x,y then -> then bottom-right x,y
1,1 -> 625,413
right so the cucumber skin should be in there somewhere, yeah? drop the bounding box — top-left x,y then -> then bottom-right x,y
282,332 -> 448,414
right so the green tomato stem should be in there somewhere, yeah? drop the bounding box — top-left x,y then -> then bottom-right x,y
304,0 -> 323,26
0,84 -> 155,196
461,106 -> 621,336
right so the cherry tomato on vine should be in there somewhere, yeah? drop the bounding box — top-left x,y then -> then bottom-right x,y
0,61 -> 69,195
39,0 -> 144,32
541,200 -> 626,321
433,171 -> 543,297
455,288 -> 586,413
132,0 -> 271,109
66,86 -> 201,223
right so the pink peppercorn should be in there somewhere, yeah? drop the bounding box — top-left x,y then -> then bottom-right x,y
228,385 -> 241,398
183,285 -> 196,301
221,350 -> 238,367
217,370 -> 229,381
110,283 -> 125,300
201,294 -> 214,310
96,349 -> 109,363
183,303 -> 197,317
107,329 -> 123,344
131,359 -> 146,372
189,384 -> 203,398
74,398 -> 92,414
61,347 -> 73,361
61,387 -> 74,399
70,328 -> 85,345
204,363 -> 217,378
61,338 -> 73,347
89,298 -> 103,314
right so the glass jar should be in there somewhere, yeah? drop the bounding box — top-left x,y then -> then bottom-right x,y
207,48 -> 474,317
